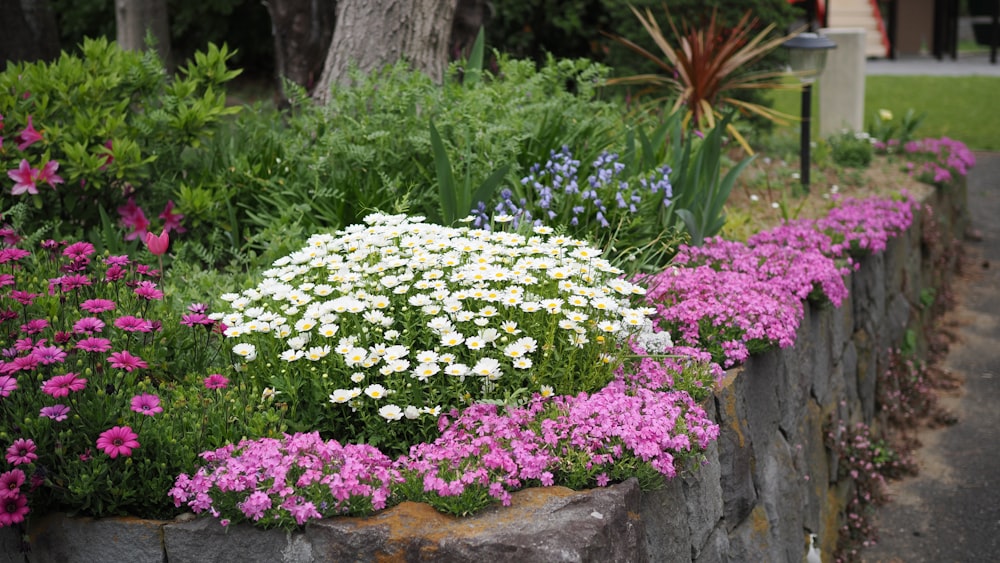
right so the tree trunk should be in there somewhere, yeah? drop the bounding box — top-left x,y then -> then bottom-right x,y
263,0 -> 337,100
312,0 -> 457,104
115,0 -> 173,72
0,0 -> 60,68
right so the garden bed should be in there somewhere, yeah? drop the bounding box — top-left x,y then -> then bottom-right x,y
0,175 -> 967,563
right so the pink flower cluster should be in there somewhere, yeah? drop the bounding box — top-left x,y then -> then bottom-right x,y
170,432 -> 399,526
642,195 -> 917,367
172,353 -> 720,527
904,137 -> 976,185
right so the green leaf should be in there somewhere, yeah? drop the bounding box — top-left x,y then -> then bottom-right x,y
429,119 -> 458,224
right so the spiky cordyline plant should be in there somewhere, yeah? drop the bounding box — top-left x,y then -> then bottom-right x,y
606,6 -> 803,154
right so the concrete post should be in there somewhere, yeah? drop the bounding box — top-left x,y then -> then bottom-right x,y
817,28 -> 867,138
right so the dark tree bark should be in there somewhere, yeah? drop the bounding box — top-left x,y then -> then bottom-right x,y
0,0 -> 60,68
115,0 -> 173,71
264,0 -> 337,99
449,0 -> 490,60
312,0 -> 457,104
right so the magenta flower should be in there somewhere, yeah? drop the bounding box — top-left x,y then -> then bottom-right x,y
133,281 -> 164,301
16,115 -> 43,150
96,426 -> 139,458
0,494 -> 29,526
143,230 -> 169,256
9,290 -> 38,306
80,299 -> 115,314
117,197 -> 150,242
114,315 -> 153,333
181,313 -> 212,327
30,345 -> 67,365
203,374 -> 229,390
40,404 -> 70,421
0,248 -> 30,265
63,242 -> 95,261
130,393 -> 162,416
41,373 -> 87,397
19,319 -> 48,335
72,317 -> 105,334
0,376 -> 16,397
7,160 -> 39,195
75,337 -> 112,353
5,439 -> 37,466
159,200 -> 186,233
104,255 -> 130,267
0,469 -> 25,500
108,350 -> 148,372
36,160 -> 63,189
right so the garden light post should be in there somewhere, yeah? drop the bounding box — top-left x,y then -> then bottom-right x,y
783,32 -> 836,192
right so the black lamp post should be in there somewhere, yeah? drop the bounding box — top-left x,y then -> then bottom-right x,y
783,32 -> 836,192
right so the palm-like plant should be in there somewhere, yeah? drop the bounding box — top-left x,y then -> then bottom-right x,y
606,6 -> 803,153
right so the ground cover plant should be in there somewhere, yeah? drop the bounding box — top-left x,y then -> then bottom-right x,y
0,31 -> 979,548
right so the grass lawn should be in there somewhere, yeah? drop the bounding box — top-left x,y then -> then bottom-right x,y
765,75 -> 1000,151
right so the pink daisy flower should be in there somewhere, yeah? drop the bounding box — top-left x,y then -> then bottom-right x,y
133,281 -> 164,301
39,404 -> 70,421
30,345 -> 66,365
5,439 -> 37,466
96,426 -> 139,458
113,316 -> 153,333
80,299 -> 115,314
0,469 -> 25,500
203,374 -> 229,390
107,351 -> 148,372
62,242 -> 95,260
75,337 -> 111,353
41,373 -> 87,397
130,393 -> 162,416
72,317 -> 105,334
0,494 -> 29,526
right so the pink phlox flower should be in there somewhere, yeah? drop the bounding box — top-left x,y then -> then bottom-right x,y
40,404 -> 70,421
0,469 -> 25,500
72,317 -> 105,334
41,372 -> 87,397
96,426 -> 140,458
16,116 -> 43,150
5,438 -> 37,466
108,350 -> 148,371
7,160 -> 39,195
130,393 -> 163,416
158,200 -> 186,234
80,299 -> 115,314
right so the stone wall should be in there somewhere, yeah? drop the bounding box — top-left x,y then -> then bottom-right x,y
0,182 -> 966,563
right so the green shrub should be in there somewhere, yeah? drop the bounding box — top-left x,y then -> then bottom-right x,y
0,38 -> 240,244
828,130 -> 875,169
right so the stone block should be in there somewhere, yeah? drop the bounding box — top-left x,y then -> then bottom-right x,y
309,481 -> 646,563
740,350 -> 782,456
754,432 -> 806,563
0,526 -> 27,563
28,514 -> 166,563
713,375 -> 757,531
807,303 -> 835,406
640,476 -> 692,562
694,523 -> 731,563
886,293 -> 912,347
684,440 -> 723,558
853,328 -> 877,421
726,504 -> 778,562
164,517 -> 311,563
